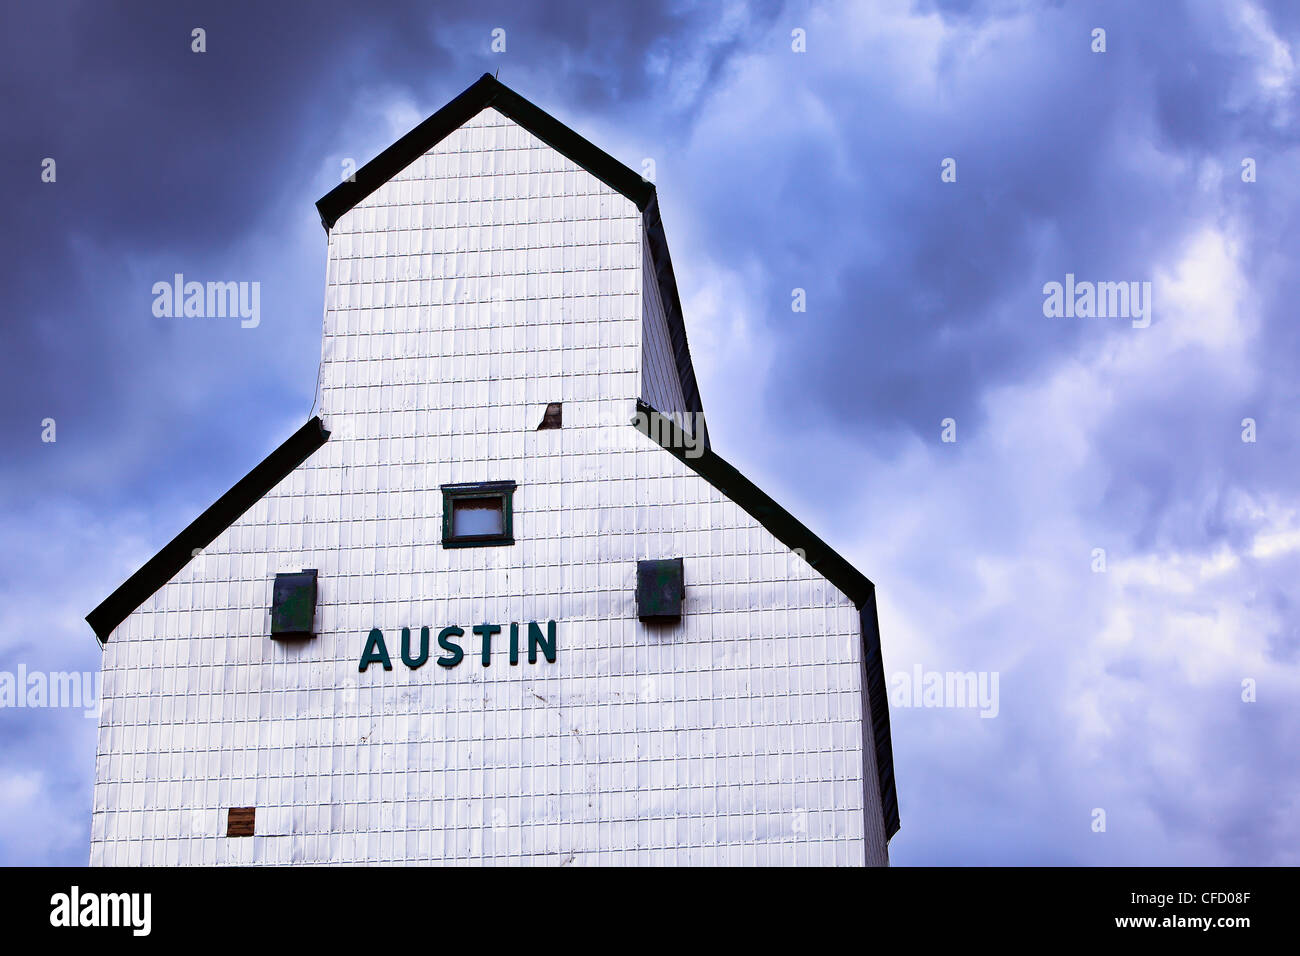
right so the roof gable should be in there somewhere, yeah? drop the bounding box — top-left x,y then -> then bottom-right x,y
86,418 -> 330,643
633,402 -> 897,838
316,74 -> 708,447
316,74 -> 654,229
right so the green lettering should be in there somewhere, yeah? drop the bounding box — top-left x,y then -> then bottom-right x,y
528,620 -> 557,664
474,623 -> 501,666
437,626 -> 465,668
359,628 -> 392,672
402,626 -> 430,669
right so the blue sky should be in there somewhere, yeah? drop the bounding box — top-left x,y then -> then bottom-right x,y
2,0 -> 1297,865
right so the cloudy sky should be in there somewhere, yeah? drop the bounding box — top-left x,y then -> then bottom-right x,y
2,0 -> 1297,866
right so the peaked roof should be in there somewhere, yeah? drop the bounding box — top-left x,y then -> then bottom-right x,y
86,418 -> 330,642
86,405 -> 899,836
86,76 -> 896,836
634,403 -> 898,838
316,73 -> 708,448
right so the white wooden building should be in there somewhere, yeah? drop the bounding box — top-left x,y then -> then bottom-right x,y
87,75 -> 899,865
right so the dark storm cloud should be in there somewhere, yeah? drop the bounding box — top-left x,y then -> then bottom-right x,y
1,0 -> 1296,866
649,0 -> 1299,867
0,0 -> 784,509
0,0 -> 787,865
663,1 -> 1300,622
684,1 -> 1298,447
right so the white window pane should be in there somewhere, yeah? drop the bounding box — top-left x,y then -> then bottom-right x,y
452,498 -> 503,536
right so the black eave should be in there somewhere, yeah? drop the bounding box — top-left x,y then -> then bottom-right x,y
86,417 -> 330,643
635,402 -> 900,839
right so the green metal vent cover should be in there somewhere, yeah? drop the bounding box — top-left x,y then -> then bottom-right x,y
637,558 -> 684,622
271,569 -> 318,638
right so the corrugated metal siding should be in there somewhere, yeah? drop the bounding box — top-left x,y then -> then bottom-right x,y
90,109 -> 882,866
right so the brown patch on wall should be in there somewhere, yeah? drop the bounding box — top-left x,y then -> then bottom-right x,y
227,807 -> 255,837
536,403 -> 562,430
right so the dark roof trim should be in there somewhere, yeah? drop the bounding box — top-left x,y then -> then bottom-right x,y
643,196 -> 709,450
634,401 -> 898,839
316,74 -> 708,449
634,402 -> 870,604
860,592 -> 901,839
87,417 -> 331,643
316,73 -> 654,229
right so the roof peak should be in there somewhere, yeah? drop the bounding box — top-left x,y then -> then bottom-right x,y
316,73 -> 655,230
315,72 -> 709,448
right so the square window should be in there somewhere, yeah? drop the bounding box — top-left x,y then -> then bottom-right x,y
453,497 -> 503,537
441,481 -> 516,547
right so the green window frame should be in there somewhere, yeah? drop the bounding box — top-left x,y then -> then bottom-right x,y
440,480 -> 516,548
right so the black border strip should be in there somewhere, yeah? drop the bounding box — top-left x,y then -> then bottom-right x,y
635,402 -> 870,603
315,74 -> 707,447
315,74 -> 498,228
315,74 -> 653,229
643,195 -> 709,449
635,401 -> 899,839
861,591 -> 901,839
86,417 -> 331,643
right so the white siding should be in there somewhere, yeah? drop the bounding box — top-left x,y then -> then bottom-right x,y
639,226 -> 689,422
90,108 -> 884,866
